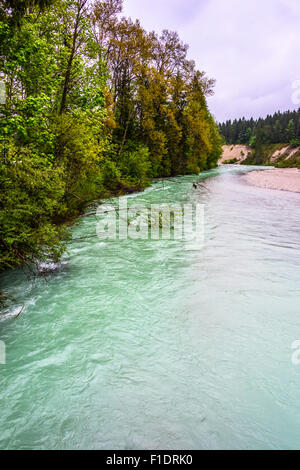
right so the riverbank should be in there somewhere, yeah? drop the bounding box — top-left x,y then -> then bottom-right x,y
220,144 -> 300,167
243,168 -> 300,193
220,145 -> 252,164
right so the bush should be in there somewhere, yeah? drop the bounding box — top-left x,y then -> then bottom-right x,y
0,143 -> 67,270
222,158 -> 238,164
117,143 -> 151,187
51,113 -> 107,214
249,136 -> 256,148
290,139 -> 300,148
101,160 -> 122,191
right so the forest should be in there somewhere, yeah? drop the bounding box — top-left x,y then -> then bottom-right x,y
219,108 -> 300,148
0,0 -> 222,271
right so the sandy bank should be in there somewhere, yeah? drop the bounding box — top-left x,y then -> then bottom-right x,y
243,168 -> 300,193
220,145 -> 252,164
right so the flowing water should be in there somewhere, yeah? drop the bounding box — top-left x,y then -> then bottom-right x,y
1,165 -> 300,450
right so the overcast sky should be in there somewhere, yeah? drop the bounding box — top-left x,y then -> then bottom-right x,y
123,0 -> 300,122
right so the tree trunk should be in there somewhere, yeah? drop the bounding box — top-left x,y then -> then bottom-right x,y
59,1 -> 87,114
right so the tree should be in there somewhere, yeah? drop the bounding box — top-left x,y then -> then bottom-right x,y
0,0 -> 55,24
59,0 -> 89,114
286,119 -> 295,142
273,119 -> 283,143
219,109 -> 300,145
0,0 -> 222,271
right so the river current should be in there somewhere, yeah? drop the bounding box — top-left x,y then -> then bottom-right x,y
1,165 -> 300,450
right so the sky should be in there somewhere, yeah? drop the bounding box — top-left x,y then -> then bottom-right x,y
122,0 -> 300,122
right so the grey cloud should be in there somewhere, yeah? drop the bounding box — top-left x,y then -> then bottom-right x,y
123,0 -> 300,122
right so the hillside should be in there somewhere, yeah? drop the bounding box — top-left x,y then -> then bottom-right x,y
220,145 -> 252,164
220,144 -> 300,168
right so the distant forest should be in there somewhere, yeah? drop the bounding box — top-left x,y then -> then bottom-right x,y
219,109 -> 300,148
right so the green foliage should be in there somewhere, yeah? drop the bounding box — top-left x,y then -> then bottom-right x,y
276,154 -> 300,169
290,138 -> 300,148
117,144 -> 151,187
222,158 -> 238,164
249,136 -> 257,148
0,143 -> 67,270
286,119 -> 295,142
242,143 -> 292,166
51,113 -> 107,213
0,0 -> 55,25
220,109 -> 300,147
0,0 -> 222,272
101,160 -> 121,191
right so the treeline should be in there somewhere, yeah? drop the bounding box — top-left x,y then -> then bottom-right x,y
219,109 -> 300,148
0,0 -> 222,270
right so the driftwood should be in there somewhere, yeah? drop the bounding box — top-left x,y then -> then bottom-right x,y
193,182 -> 209,191
15,305 -> 24,318
71,234 -> 99,241
156,178 -> 209,191
0,304 -> 24,322
79,207 -> 129,218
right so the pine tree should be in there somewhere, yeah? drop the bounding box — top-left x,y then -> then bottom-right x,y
286,119 -> 295,142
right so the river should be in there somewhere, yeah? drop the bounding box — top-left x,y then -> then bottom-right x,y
0,165 -> 300,450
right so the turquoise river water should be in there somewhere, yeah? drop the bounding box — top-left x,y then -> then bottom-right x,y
0,165 -> 300,450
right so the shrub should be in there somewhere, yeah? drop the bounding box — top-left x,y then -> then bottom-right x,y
101,160 -> 122,191
290,139 -> 300,148
118,143 -> 151,187
0,143 -> 67,270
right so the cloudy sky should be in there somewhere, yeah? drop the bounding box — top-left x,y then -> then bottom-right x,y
123,0 -> 300,122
